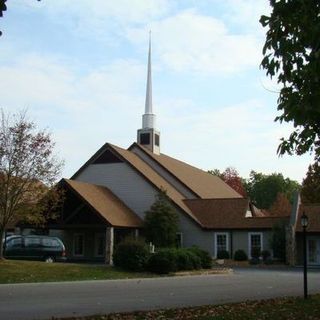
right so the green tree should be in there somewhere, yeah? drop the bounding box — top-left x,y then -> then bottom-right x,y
270,221 -> 287,261
0,110 -> 63,259
144,189 -> 179,248
301,162 -> 320,203
245,171 -> 300,209
260,0 -> 320,160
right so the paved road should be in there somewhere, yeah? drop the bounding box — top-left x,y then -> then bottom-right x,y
0,268 -> 319,320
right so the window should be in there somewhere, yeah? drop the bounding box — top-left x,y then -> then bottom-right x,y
155,134 -> 160,146
175,233 -> 183,248
140,133 -> 150,145
25,237 -> 41,248
6,237 -> 22,249
42,238 -> 60,248
94,233 -> 105,257
215,233 -> 229,257
248,232 -> 263,258
73,233 -> 84,256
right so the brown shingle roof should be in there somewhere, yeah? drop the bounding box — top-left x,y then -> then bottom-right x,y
109,144 -> 203,226
130,143 -> 242,199
296,204 -> 320,232
184,198 -> 288,229
63,179 -> 143,228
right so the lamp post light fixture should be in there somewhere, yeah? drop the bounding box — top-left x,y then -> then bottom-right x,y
301,211 -> 309,299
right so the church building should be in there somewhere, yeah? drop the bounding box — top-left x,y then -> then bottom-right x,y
50,37 -> 320,266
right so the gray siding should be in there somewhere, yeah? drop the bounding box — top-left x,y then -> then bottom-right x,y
75,163 -> 158,219
232,230 -> 273,258
131,146 -> 197,199
178,212 -> 214,255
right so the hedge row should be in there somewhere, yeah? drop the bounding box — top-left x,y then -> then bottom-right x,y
113,238 -> 212,274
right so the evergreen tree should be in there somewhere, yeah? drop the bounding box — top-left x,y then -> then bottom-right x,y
144,189 -> 179,248
301,162 -> 320,203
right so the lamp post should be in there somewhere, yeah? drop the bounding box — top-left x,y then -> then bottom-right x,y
301,211 -> 309,299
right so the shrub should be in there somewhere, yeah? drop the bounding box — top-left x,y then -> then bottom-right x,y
261,250 -> 271,262
174,248 -> 202,270
188,246 -> 212,269
217,250 -> 230,259
113,237 -> 150,272
234,249 -> 248,261
249,258 -> 260,265
147,249 -> 177,274
251,248 -> 261,259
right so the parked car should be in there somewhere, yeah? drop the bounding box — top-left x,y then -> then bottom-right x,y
3,235 -> 66,263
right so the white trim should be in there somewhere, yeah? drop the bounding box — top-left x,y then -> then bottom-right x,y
307,237 -> 320,265
214,232 -> 229,258
73,233 -> 85,257
248,232 -> 263,259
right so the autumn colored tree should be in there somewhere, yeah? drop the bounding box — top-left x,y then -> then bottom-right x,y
144,189 -> 179,248
0,110 -> 63,259
221,167 -> 246,197
301,162 -> 320,203
269,193 -> 292,217
260,1 -> 320,160
245,171 -> 300,210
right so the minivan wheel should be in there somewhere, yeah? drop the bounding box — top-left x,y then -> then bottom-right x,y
44,256 -> 55,263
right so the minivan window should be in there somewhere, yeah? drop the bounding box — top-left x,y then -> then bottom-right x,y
25,237 -> 41,248
6,238 -> 22,249
42,238 -> 60,248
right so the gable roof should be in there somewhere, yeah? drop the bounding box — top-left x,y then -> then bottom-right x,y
62,179 -> 143,228
129,143 -> 242,199
184,198 -> 288,229
71,143 -> 203,226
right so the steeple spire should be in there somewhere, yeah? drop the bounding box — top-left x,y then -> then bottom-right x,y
142,31 -> 155,129
145,31 -> 152,115
137,32 -> 160,155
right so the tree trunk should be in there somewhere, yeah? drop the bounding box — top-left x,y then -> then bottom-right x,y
0,228 -> 4,260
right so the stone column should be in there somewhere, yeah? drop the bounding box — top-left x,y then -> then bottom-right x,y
286,225 -> 296,266
134,229 -> 139,239
105,227 -> 114,265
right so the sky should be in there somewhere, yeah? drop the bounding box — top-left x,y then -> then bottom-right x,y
0,0 -> 314,183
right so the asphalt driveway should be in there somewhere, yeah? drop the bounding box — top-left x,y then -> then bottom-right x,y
0,268 -> 319,320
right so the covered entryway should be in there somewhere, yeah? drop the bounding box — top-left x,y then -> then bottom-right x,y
49,179 -> 143,264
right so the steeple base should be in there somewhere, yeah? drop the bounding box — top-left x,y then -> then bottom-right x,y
137,128 -> 160,155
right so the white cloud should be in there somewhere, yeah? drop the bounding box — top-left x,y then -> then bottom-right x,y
127,10 -> 261,74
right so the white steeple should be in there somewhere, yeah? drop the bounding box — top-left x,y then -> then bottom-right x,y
137,32 -> 160,154
142,31 -> 156,129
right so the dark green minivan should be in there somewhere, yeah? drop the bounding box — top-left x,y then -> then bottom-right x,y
4,235 -> 66,263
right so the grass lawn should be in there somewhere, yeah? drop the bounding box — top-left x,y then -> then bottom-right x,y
56,295 -> 320,319
0,259 -> 153,284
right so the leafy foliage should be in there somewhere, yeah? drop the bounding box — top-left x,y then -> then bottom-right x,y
221,167 -> 247,197
245,171 -> 300,209
234,249 -> 248,261
144,189 -> 179,248
269,193 -> 292,216
301,162 -> 320,203
188,246 -> 213,269
270,221 -> 287,261
147,247 -> 207,274
147,248 -> 177,274
260,0 -> 320,160
113,237 -> 150,272
208,167 -> 246,196
217,250 -> 230,259
0,110 -> 63,259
